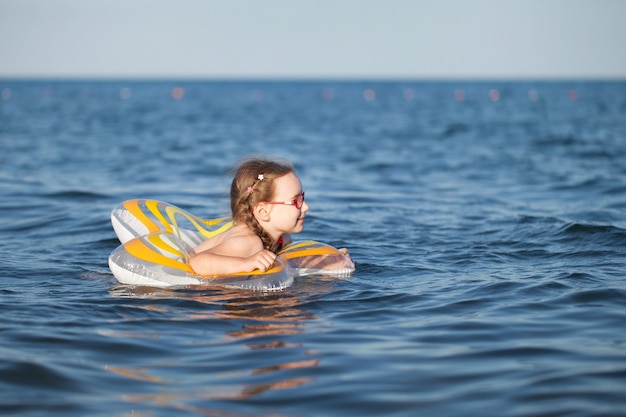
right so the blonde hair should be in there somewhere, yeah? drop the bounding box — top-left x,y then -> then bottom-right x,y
230,156 -> 294,251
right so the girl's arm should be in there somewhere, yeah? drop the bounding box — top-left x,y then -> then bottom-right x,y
189,236 -> 276,275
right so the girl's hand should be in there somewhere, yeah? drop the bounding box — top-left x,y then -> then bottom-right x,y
244,249 -> 278,272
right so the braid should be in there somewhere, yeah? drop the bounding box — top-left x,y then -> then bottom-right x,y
229,156 -> 294,252
243,206 -> 274,250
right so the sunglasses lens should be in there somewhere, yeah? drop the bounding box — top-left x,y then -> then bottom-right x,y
296,192 -> 305,209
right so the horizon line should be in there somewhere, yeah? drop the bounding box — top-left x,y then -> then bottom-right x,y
2,75 -> 625,83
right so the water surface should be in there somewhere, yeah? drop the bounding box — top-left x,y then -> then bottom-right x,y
1,80 -> 625,416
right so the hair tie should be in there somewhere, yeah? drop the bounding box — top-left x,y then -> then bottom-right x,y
247,174 -> 265,194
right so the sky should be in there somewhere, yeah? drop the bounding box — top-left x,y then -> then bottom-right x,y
1,0 -> 625,80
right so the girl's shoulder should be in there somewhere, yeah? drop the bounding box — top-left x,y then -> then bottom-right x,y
218,228 -> 264,257
195,224 -> 262,257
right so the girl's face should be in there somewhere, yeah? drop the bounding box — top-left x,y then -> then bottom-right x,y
262,172 -> 309,238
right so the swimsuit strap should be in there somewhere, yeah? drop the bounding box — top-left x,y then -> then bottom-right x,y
275,236 -> 284,252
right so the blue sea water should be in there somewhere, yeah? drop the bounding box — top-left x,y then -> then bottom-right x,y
1,80 -> 625,416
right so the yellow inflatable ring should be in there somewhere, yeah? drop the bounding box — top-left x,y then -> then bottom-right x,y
108,200 -> 354,290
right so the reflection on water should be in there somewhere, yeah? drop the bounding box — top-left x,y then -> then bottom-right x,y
104,365 -> 165,383
106,285 -> 321,412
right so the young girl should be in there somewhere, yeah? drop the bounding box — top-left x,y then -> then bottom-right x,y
189,156 -> 310,275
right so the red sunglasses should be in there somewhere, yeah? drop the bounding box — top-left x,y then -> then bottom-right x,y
265,191 -> 305,209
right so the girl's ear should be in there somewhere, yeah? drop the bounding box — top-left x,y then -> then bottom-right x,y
252,203 -> 271,222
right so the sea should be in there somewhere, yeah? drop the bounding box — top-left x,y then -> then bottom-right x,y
1,80 -> 625,417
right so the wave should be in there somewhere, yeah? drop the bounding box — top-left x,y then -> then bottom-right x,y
44,190 -> 111,199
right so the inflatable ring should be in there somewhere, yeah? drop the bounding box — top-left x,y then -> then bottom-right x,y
108,200 -> 355,290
